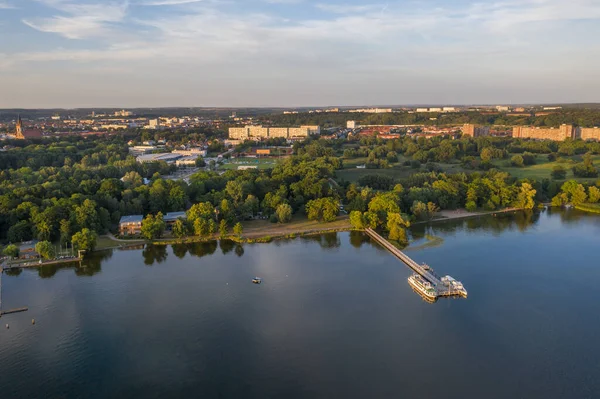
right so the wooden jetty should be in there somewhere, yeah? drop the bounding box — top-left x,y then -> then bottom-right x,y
0,266 -> 29,318
365,228 -> 467,300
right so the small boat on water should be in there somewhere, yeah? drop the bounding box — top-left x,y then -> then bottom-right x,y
408,274 -> 437,301
252,277 -> 262,284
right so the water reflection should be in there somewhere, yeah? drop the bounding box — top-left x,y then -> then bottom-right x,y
171,243 -> 188,259
411,210 -> 541,238
188,241 -> 218,258
300,232 -> 341,250
142,244 -> 168,266
219,240 -> 236,255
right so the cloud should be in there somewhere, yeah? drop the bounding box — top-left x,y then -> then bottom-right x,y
0,1 -> 15,9
22,0 -> 129,39
136,0 -> 203,6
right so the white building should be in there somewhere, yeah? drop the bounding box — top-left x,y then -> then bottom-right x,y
347,121 -> 357,129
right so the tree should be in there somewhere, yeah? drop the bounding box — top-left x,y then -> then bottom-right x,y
35,241 -> 55,260
141,212 -> 166,240
514,183 -> 537,209
195,157 -> 206,168
386,213 -> 410,245
560,180 -> 587,205
122,171 -> 143,188
60,219 -> 71,245
276,204 -> 293,223
511,155 -> 524,167
71,228 -> 98,253
2,244 -> 19,258
75,199 -> 99,230
172,218 -> 188,238
572,153 -> 598,178
551,165 -> 567,180
233,222 -> 243,237
411,201 -> 428,220
588,186 -> 600,203
219,219 -> 228,237
349,211 -> 365,229
306,198 -> 339,223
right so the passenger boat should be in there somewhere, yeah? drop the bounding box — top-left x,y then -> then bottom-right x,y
252,277 -> 262,284
407,274 -> 437,300
441,275 -> 468,297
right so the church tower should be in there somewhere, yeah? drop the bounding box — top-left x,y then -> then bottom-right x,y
15,115 -> 24,139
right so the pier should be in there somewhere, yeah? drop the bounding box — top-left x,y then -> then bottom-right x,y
365,228 -> 467,299
0,265 -> 29,318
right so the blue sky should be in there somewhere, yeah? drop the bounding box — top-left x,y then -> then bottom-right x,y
1,0 -> 600,108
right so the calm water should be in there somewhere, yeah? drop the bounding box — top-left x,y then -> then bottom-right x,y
1,209 -> 600,399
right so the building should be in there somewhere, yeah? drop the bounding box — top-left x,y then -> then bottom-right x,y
228,125 -> 320,140
349,108 -> 393,113
136,153 -> 182,164
176,156 -> 200,166
496,106 -> 511,112
512,124 -> 574,141
148,119 -> 160,129
119,215 -> 143,235
579,127 -> 600,141
347,120 -> 357,129
19,240 -> 39,259
15,116 -> 43,139
172,148 -> 207,157
163,212 -> 187,230
462,124 -> 490,138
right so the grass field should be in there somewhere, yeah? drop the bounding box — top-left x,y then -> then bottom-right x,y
241,215 -> 351,239
492,154 -> 600,182
336,159 -> 468,183
220,157 -> 280,170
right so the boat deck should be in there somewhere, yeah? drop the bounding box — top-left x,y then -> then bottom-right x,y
365,228 -> 467,300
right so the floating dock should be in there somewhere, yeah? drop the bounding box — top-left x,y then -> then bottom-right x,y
365,228 -> 467,300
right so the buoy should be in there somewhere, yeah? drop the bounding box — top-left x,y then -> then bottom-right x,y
32,319 -> 35,325
5,324 -> 8,329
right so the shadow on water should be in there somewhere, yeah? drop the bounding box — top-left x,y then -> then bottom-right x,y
32,250 -> 114,278
142,244 -> 168,266
411,210 -> 541,240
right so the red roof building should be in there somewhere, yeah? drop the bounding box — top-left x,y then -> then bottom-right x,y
15,116 -> 43,139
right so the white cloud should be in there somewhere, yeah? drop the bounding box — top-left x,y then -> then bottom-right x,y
0,1 -> 15,9
23,0 -> 129,39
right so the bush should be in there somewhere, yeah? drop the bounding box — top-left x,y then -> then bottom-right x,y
551,165 -> 567,180
511,155 -> 524,167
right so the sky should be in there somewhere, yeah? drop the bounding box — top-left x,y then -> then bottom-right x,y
1,0 -> 600,108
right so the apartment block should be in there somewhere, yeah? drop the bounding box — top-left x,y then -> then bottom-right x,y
512,124 -> 574,141
579,127 -> 600,141
228,125 -> 319,140
462,124 -> 490,138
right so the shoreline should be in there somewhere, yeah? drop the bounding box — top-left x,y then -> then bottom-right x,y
97,208 -> 527,251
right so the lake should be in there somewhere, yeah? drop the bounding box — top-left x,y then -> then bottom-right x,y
1,209 -> 599,399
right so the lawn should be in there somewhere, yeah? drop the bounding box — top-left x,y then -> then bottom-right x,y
220,157 -> 280,170
492,154 -> 600,182
336,161 -> 468,183
241,215 -> 351,239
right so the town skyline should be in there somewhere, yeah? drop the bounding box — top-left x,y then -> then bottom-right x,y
2,0 -> 600,108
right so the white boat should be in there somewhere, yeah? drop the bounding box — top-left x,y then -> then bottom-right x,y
441,275 -> 468,297
252,277 -> 262,284
408,274 -> 437,300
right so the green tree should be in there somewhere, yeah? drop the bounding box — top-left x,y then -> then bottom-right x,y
551,165 -> 567,180
60,219 -> 71,245
2,244 -> 19,258
172,218 -> 188,238
276,204 -> 293,223
71,228 -> 98,253
514,183 -> 537,209
386,213 -> 410,245
219,219 -> 228,237
588,186 -> 600,203
233,222 -> 243,237
561,180 -> 587,205
141,212 -> 166,240
511,155 -> 524,167
349,211 -> 365,229
35,241 -> 55,260
75,199 -> 99,230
